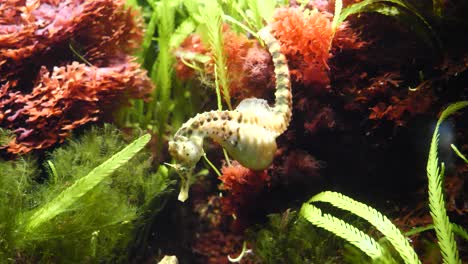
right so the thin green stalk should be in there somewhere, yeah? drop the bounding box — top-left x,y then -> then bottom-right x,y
450,144 -> 467,163
203,154 -> 222,177
214,65 -> 223,111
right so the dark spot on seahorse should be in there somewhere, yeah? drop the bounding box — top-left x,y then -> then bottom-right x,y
228,131 -> 233,136
275,59 -> 286,67
266,40 -> 276,48
206,118 -> 212,122
276,97 -> 289,105
227,115 -> 232,121
191,121 -> 200,129
187,129 -> 193,136
271,50 -> 281,60
213,116 -> 218,121
276,72 -> 288,83
237,113 -> 243,123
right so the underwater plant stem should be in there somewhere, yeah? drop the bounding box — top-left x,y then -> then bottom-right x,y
404,224 -> 468,242
69,43 -> 93,67
223,148 -> 231,166
214,65 -> 223,111
450,144 -> 468,163
203,154 -> 222,177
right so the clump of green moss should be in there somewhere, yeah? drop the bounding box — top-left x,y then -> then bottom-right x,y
0,125 -> 174,262
0,156 -> 37,261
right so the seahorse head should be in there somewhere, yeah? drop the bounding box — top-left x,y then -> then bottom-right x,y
168,135 -> 204,168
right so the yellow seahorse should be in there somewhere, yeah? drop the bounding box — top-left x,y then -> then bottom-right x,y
168,26 -> 292,201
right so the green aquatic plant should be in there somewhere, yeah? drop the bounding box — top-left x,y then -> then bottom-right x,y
24,133 -> 151,233
200,0 -> 232,110
301,192 -> 417,263
121,0 -> 202,137
426,101 -> 467,264
0,125 -> 173,262
450,144 -> 468,163
298,101 -> 468,263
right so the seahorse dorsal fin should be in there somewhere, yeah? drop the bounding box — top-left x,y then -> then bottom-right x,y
235,98 -> 273,116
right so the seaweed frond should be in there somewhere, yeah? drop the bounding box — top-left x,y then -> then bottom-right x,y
199,0 -> 232,110
426,101 -> 468,264
23,133 -> 151,233
309,191 -> 420,264
300,203 -> 384,260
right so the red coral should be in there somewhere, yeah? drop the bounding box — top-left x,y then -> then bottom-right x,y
218,161 -> 270,221
271,7 -> 334,86
0,0 -> 152,153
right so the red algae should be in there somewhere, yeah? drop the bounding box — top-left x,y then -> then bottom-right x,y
218,161 -> 270,230
0,0 -> 152,153
271,7 -> 334,86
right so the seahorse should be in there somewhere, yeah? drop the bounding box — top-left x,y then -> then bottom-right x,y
168,26 -> 292,201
